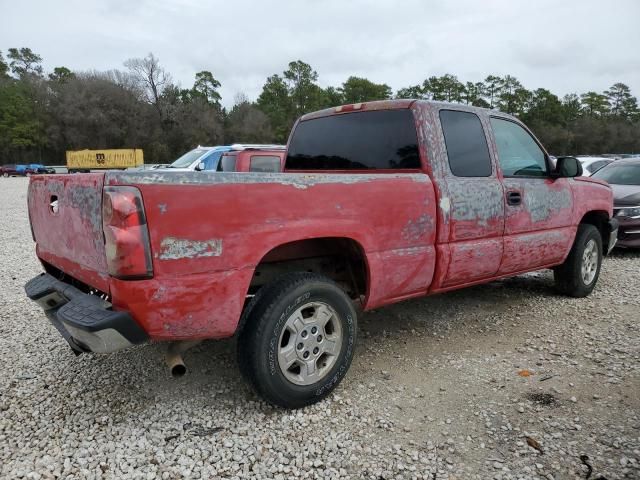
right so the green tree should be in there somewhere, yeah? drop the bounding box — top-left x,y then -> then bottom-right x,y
395,85 -> 424,99
283,60 -> 325,117
226,94 -> 273,143
322,86 -> 343,106
339,76 -> 391,103
422,74 -> 465,102
580,91 -> 610,116
48,66 -> 75,83
0,51 -> 9,79
497,75 -> 529,115
192,70 -> 222,106
483,75 -> 504,108
257,74 -> 293,142
561,94 -> 582,123
7,47 -> 43,77
605,83 -> 638,119
0,81 -> 43,155
462,81 -> 488,107
523,88 -> 564,124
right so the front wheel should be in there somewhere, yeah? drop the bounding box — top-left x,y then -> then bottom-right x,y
238,273 -> 357,408
554,224 -> 602,297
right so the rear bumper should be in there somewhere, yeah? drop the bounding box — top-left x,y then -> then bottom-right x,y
25,273 -> 148,354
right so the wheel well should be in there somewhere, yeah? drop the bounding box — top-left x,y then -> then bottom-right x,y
247,238 -> 368,301
580,210 -> 610,252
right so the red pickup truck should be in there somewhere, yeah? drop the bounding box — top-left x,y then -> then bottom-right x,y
25,100 -> 617,408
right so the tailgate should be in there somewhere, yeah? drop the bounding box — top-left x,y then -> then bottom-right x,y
28,173 -> 110,292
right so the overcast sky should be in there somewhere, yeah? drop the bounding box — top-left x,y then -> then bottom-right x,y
2,0 -> 639,107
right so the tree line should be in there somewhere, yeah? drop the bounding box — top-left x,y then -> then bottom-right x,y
1,47 -> 639,165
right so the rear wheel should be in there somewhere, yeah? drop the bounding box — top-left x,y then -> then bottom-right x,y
238,273 -> 357,408
554,224 -> 602,297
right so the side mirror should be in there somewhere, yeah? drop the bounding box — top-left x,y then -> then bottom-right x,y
553,156 -> 582,178
195,162 -> 206,171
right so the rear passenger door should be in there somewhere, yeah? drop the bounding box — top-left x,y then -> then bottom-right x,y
439,109 -> 505,287
489,117 -> 574,274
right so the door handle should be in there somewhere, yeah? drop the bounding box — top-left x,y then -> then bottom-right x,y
506,191 -> 522,206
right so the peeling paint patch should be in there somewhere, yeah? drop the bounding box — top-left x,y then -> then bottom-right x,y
158,203 -> 167,214
158,237 -> 223,260
439,197 -> 450,213
388,246 -> 428,256
402,214 -> 434,241
449,181 -> 503,224
106,170 -> 429,188
523,184 -> 572,222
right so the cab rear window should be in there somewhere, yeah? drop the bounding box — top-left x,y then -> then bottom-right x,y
286,110 -> 420,170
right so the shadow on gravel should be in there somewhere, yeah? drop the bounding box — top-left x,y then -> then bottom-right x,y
35,269 -> 568,419
358,269 -> 557,338
608,247 -> 640,259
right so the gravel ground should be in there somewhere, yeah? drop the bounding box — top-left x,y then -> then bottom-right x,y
0,176 -> 638,480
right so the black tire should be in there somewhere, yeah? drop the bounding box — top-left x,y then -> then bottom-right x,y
554,224 -> 602,297
237,272 -> 357,408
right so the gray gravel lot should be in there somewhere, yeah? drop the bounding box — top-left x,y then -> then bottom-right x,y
0,176 -> 638,479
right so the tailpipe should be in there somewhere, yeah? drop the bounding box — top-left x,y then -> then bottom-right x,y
166,340 -> 201,377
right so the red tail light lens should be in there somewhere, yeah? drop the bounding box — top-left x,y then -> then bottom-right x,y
102,186 -> 153,279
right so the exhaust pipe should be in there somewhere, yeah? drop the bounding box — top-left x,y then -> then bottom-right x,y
166,340 -> 201,377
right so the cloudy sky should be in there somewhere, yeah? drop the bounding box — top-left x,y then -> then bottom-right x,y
2,0 -> 639,107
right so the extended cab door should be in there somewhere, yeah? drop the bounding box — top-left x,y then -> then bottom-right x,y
437,109 -> 505,287
489,116 -> 574,274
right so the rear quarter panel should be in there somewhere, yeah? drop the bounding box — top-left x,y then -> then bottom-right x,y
105,171 -> 437,340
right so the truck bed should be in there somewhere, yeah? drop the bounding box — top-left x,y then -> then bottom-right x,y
28,170 -> 437,339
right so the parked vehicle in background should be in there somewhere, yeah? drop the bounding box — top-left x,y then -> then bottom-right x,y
161,144 -> 285,172
1,164 -> 20,177
161,146 -> 232,172
577,156 -> 614,176
217,146 -> 286,172
66,149 -> 144,173
592,157 -> 640,248
24,100 -> 617,408
27,164 -> 56,174
1,163 -> 55,177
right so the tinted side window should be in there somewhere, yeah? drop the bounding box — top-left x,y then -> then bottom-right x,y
286,110 -> 420,170
250,155 -> 281,172
491,118 -> 547,177
439,110 -> 492,177
217,154 -> 237,172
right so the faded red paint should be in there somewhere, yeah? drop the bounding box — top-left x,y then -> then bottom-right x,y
29,173 -> 110,292
27,100 -> 615,343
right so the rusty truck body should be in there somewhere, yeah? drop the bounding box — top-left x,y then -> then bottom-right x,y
25,100 -> 617,408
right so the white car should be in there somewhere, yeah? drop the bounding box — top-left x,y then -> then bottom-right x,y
576,157 -> 614,176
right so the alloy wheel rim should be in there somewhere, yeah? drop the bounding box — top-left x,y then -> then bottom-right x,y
581,239 -> 598,285
277,301 -> 343,386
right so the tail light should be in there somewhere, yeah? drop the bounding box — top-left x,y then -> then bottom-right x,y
102,186 -> 153,279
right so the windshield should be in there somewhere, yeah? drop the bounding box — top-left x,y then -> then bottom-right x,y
169,148 -> 209,168
592,163 -> 640,185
